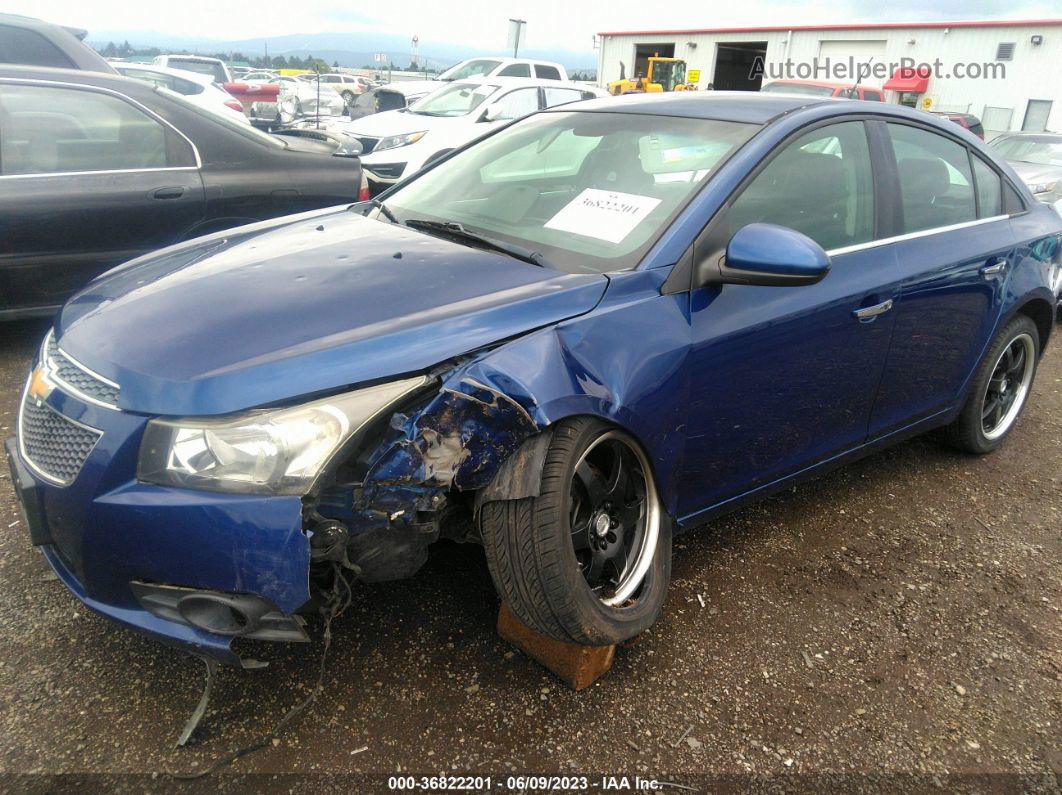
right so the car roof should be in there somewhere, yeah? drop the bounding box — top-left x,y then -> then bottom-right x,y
455,75 -> 598,90
0,12 -> 87,40
764,79 -> 852,89
994,131 -> 1061,140
113,62 -> 214,86
158,54 -> 224,64
555,90 -> 967,128
0,63 -> 173,98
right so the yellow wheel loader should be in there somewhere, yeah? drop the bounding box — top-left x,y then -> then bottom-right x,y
608,57 -> 695,95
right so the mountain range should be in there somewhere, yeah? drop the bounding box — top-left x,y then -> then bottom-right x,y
86,30 -> 599,72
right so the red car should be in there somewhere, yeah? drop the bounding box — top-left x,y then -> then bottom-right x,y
760,80 -> 885,101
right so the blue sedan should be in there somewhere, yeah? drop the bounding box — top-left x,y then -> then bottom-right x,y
7,92 -> 1060,665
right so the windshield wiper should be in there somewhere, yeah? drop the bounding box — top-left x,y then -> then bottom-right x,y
404,219 -> 548,267
370,198 -> 399,224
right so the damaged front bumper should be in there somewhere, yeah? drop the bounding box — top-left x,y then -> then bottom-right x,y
6,421 -> 312,668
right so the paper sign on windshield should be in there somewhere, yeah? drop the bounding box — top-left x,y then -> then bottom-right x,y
544,189 -> 662,244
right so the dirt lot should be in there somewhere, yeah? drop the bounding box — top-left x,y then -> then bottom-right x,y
0,318 -> 1059,791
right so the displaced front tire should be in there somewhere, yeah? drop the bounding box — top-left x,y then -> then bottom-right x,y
480,417 -> 671,646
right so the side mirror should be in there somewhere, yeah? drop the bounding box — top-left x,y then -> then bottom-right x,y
482,105 -> 506,122
703,223 -> 831,287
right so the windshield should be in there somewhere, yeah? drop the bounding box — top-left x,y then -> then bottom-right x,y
760,82 -> 836,96
167,58 -> 226,84
651,61 -> 686,91
991,136 -> 1062,166
439,59 -> 502,81
409,82 -> 500,117
384,111 -> 759,273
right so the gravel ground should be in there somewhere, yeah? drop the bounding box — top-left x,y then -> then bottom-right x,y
0,318 -> 1059,791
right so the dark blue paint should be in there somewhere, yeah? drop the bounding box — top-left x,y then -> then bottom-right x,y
10,95 -> 1060,664
724,223 -> 831,280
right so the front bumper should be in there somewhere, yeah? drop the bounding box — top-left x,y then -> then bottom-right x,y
6,387 -> 312,665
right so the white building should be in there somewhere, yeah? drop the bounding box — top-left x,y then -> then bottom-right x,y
596,19 -> 1062,136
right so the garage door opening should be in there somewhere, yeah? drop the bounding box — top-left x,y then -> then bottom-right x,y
633,43 -> 675,79
712,42 -> 767,91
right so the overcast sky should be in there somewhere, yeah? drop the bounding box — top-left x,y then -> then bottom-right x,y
14,0 -> 1060,52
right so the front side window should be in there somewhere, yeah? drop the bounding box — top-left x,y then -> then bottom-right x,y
440,59 -> 501,81
498,63 -> 531,77
0,84 -> 194,175
409,82 -> 499,117
490,88 -> 540,120
728,121 -> 875,252
889,123 -> 977,233
0,25 -> 74,68
385,111 -> 759,273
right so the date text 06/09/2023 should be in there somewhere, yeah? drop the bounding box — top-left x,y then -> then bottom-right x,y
386,775 -> 671,791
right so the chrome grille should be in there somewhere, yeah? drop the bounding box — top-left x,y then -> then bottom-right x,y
19,394 -> 101,485
46,332 -> 120,407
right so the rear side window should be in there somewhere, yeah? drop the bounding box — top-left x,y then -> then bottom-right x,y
971,156 -> 1002,217
543,87 -> 585,108
535,65 -> 561,80
729,121 -> 875,252
498,63 -> 531,77
0,25 -> 75,68
0,84 -> 195,175
888,123 -> 977,233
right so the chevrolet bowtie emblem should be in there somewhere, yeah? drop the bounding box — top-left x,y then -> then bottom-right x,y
28,366 -> 53,406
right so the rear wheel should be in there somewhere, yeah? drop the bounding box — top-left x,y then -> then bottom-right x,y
940,315 -> 1039,453
480,418 -> 671,646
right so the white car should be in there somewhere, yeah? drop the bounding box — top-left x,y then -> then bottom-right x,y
366,57 -> 570,115
113,63 -> 250,124
152,54 -> 232,85
242,74 -> 346,120
332,76 -> 605,191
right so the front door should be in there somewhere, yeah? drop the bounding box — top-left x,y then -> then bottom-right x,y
680,120 -> 898,517
0,81 -> 205,314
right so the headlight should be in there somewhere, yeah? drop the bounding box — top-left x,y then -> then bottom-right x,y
137,376 -> 429,495
374,130 -> 427,152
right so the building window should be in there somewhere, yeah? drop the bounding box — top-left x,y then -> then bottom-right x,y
995,42 -> 1016,61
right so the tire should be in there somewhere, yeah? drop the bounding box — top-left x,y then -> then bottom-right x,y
480,417 -> 671,646
940,315 -> 1040,454
341,90 -> 355,106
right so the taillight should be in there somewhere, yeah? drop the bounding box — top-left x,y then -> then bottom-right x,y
224,99 -> 243,112
358,171 -> 370,202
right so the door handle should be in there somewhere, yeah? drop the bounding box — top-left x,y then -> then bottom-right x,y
980,257 -> 1007,277
852,299 -> 893,321
152,187 -> 185,200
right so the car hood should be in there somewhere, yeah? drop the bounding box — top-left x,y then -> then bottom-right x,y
336,108 -> 464,138
379,80 -> 441,97
56,209 -> 607,416
1006,159 -> 1062,186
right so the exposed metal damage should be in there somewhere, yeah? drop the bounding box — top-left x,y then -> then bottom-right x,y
307,372 -> 542,589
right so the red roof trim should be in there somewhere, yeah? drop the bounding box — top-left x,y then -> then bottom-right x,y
597,19 -> 1062,37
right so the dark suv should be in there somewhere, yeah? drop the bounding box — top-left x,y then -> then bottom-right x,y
0,13 -> 115,72
929,111 -> 985,140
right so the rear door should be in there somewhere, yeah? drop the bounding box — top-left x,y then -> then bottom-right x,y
867,121 -> 1013,436
0,80 -> 205,314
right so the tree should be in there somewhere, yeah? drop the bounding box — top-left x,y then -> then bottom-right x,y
102,41 -> 117,57
271,55 -> 288,70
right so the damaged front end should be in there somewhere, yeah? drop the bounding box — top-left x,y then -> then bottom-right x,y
306,368 -> 542,599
